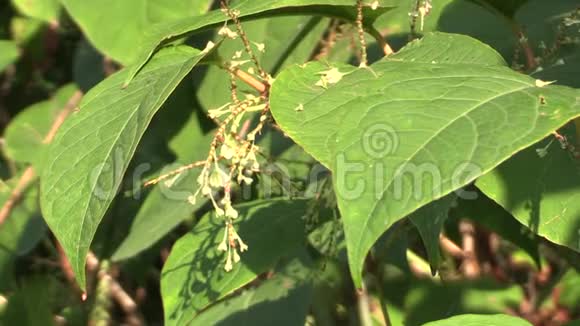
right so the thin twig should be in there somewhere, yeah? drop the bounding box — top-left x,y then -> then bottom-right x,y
356,0 -> 368,66
220,0 -> 267,80
143,160 -> 208,187
439,234 -> 465,258
43,91 -> 84,143
0,91 -> 83,227
311,19 -> 341,60
459,220 -> 480,278
368,28 -> 394,56
231,67 -> 267,93
0,167 -> 36,225
512,23 -> 537,71
357,281 -> 373,326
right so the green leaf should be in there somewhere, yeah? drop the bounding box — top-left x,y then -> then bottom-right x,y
409,194 -> 456,273
11,0 -> 61,23
0,40 -> 19,72
403,279 -> 523,325
4,84 -> 78,167
126,0 -> 398,85
161,199 -> 307,325
9,16 -> 45,49
190,256 -> 313,326
476,126 -> 580,251
269,33 -> 580,286
61,0 -> 212,64
112,117 -> 214,261
0,277 -> 56,325
423,314 -> 532,326
391,32 -> 507,66
0,181 -> 45,291
559,269 -> 580,311
40,45 -> 213,290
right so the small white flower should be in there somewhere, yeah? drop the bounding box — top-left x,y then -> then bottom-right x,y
535,79 -> 555,88
232,249 -> 241,263
232,50 -> 243,59
209,167 -> 230,188
238,239 -> 248,252
215,206 -> 225,217
218,240 -> 228,252
253,42 -> 266,53
208,103 -> 231,119
220,143 -> 235,160
230,60 -> 250,68
218,26 -> 238,39
225,203 -> 239,219
224,252 -> 233,272
239,175 -> 253,185
217,225 -> 228,251
163,173 -> 180,188
202,41 -> 215,53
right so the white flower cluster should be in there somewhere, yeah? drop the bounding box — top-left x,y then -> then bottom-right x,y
189,95 -> 267,271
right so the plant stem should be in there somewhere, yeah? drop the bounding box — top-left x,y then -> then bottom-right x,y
459,220 -> 480,278
368,28 -> 394,56
357,281 -> 374,326
232,68 -> 267,93
356,0 -> 368,66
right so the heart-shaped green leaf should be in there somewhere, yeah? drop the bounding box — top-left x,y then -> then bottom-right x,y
40,45 -> 213,289
269,33 -> 580,287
